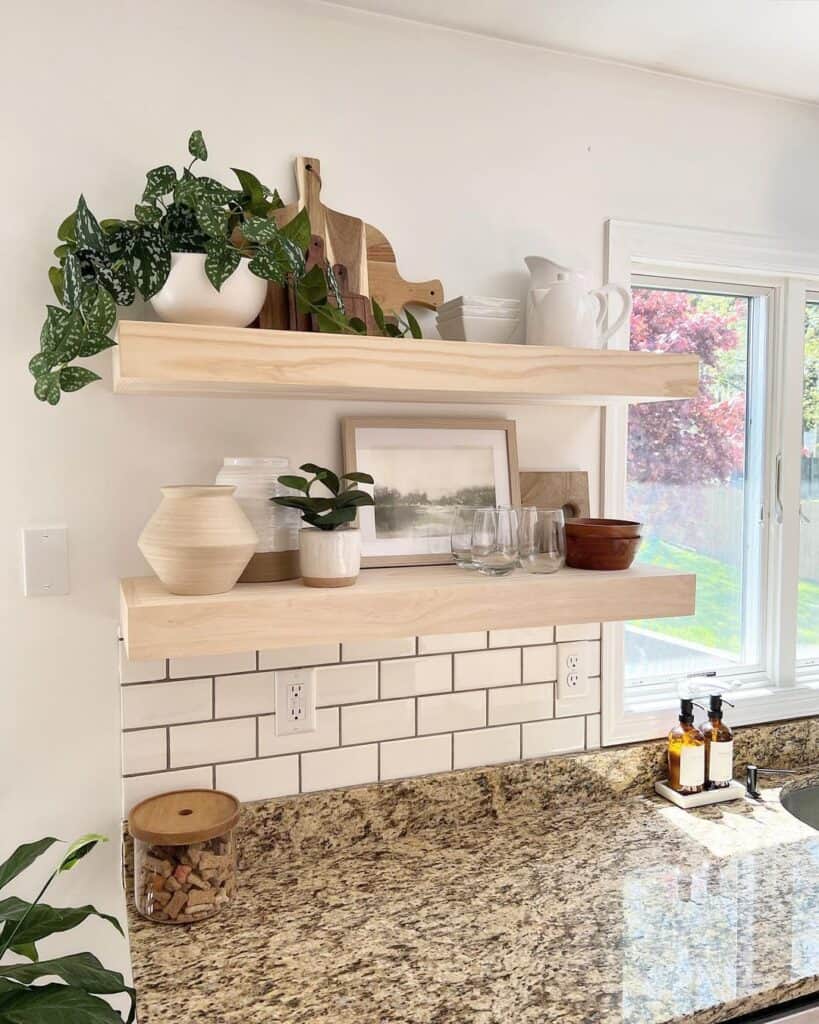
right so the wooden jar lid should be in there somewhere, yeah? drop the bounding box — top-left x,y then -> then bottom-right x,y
128,789 -> 240,845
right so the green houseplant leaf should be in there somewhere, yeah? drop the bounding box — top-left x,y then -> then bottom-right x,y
0,840 -> 58,893
204,241 -> 241,291
143,165 -> 176,200
48,266 -> 65,304
0,954 -> 135,1023
131,226 -> 170,300
59,367 -> 102,393
272,464 -> 374,531
62,254 -> 83,311
81,288 -> 116,335
404,308 -> 423,339
0,982 -> 127,1023
188,129 -> 207,162
232,167 -> 271,216
74,197 -> 104,251
0,898 -> 122,958
280,208 -> 311,252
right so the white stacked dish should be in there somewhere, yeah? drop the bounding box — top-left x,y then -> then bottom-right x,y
436,296 -> 521,344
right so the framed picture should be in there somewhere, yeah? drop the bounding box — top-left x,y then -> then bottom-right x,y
342,417 -> 520,567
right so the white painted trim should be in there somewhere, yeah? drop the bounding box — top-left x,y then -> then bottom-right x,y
602,220 -> 819,745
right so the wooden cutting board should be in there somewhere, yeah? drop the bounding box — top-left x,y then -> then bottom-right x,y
274,155 -> 443,316
519,471 -> 591,520
274,157 -> 369,296
365,223 -> 443,314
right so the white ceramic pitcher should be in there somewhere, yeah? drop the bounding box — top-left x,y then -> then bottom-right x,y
524,256 -> 631,349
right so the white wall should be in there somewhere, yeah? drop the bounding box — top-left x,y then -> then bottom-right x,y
2,0 -> 819,979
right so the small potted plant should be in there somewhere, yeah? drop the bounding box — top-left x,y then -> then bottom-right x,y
273,464 -> 374,587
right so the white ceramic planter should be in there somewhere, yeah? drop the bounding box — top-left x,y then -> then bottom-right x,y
138,485 -> 258,595
150,252 -> 267,327
298,528 -> 361,588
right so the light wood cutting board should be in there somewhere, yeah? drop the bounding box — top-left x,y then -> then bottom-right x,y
519,471 -> 590,520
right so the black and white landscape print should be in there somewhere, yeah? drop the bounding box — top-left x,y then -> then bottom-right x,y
360,445 -> 497,539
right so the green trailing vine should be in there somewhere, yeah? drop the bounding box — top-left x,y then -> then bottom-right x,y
31,131 -> 423,406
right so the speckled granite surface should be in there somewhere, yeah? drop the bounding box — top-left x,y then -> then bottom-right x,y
128,718 -> 819,1024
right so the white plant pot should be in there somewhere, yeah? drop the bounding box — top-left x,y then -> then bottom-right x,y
298,528 -> 361,588
150,252 -> 267,327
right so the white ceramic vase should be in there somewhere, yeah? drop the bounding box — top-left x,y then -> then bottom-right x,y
138,486 -> 258,595
298,528 -> 361,588
150,252 -> 267,327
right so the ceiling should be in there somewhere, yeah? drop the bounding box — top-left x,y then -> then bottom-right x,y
324,0 -> 819,104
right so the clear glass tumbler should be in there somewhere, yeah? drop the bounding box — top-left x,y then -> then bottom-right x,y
518,507 -> 565,574
471,508 -> 519,576
450,507 -> 486,568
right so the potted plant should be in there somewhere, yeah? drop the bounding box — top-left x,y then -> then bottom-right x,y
0,834 -> 135,1021
273,464 -> 374,587
30,131 -> 422,406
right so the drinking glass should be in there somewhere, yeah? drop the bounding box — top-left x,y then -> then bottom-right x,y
471,508 -> 519,576
518,507 -> 565,574
450,507 -> 485,569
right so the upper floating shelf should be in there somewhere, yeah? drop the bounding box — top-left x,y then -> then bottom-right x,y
113,321 -> 699,405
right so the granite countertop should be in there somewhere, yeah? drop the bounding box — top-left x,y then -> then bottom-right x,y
128,724 -> 819,1024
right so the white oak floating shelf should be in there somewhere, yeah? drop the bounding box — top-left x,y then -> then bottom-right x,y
113,321 -> 699,405
120,564 -> 696,661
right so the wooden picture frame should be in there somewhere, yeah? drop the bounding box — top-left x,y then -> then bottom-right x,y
342,417 -> 520,567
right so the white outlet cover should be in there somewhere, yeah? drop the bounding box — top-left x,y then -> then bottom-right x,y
274,668 -> 316,736
22,526 -> 69,596
557,641 -> 589,700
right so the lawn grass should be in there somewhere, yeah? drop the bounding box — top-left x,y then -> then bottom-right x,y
633,537 -> 819,652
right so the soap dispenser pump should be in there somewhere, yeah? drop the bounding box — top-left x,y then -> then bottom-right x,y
667,698 -> 706,794
699,694 -> 735,790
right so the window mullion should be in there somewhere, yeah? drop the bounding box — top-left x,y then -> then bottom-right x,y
772,279 -> 808,686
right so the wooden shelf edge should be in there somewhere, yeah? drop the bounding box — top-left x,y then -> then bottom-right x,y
113,320 -> 700,404
121,564 -> 696,661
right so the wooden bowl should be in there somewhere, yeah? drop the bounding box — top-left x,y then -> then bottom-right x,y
565,518 -> 643,570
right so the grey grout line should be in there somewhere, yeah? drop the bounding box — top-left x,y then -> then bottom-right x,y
376,741 -> 381,781
255,717 -> 260,758
165,727 -> 170,769
297,753 -> 303,793
211,765 -> 216,788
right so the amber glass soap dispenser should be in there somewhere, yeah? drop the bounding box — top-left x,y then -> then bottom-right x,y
667,698 -> 705,794
698,694 -> 734,789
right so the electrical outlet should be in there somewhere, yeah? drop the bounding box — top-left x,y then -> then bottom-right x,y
274,669 -> 316,736
557,641 -> 589,700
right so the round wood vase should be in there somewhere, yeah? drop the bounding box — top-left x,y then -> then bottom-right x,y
138,486 -> 258,595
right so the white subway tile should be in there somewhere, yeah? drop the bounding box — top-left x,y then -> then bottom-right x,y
169,651 -> 256,678
122,678 -> 212,729
259,644 -> 339,670
454,648 -> 520,691
170,718 -> 255,768
488,683 -> 554,726
122,729 -> 166,775
301,744 -> 378,793
417,691 -> 485,735
489,626 -> 554,648
258,707 -> 339,757
123,766 -> 212,815
215,671 -> 276,718
315,662 -> 378,706
215,756 -> 299,802
522,716 -> 585,759
342,699 -> 414,745
418,631 -> 486,654
555,623 -> 601,642
119,645 -> 166,684
380,655 -> 452,699
342,637 -> 414,662
453,725 -> 519,770
522,645 -> 557,683
380,734 -> 451,781
586,714 -> 601,750
555,677 -> 601,719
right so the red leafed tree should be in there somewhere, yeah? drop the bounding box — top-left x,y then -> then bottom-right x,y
628,289 -> 746,484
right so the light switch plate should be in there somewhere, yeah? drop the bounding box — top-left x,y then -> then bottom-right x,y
557,641 -> 589,700
22,526 -> 69,596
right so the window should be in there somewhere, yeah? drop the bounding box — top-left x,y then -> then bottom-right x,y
798,299 -> 819,667
602,220 -> 819,744
624,279 -> 769,712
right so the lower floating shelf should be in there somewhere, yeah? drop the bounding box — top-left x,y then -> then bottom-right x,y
121,564 -> 696,661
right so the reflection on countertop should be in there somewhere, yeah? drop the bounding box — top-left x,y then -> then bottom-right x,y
127,718 -> 819,1024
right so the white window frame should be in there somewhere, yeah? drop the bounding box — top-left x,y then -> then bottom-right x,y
602,220 -> 819,745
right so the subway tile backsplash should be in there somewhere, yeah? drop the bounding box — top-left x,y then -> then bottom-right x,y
120,625 -> 603,813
